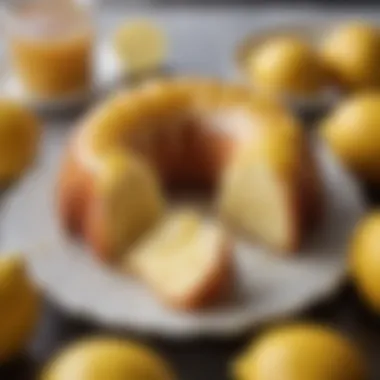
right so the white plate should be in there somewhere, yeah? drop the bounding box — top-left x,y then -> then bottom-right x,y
0,128 -> 365,338
1,41 -> 121,112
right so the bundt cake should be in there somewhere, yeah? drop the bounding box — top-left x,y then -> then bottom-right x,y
125,210 -> 232,310
57,78 -> 323,262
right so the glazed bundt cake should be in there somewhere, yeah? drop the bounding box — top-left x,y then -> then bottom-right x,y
57,78 -> 323,262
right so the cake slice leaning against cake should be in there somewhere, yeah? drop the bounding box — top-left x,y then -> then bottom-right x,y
124,210 -> 233,310
218,118 -> 323,254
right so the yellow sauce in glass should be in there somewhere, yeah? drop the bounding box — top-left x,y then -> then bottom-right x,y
7,0 -> 94,99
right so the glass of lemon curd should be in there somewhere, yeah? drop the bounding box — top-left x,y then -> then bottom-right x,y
4,0 -> 95,101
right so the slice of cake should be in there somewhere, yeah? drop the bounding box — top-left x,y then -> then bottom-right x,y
125,210 -> 233,310
218,128 -> 322,253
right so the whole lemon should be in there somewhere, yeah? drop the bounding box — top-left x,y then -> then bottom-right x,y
42,338 -> 176,380
247,36 -> 327,97
0,254 -> 41,362
320,22 -> 380,90
0,99 -> 40,183
350,211 -> 380,312
234,324 -> 367,380
320,93 -> 380,185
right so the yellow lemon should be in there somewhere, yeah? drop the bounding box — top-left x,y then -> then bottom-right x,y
247,36 -> 327,97
234,324 -> 367,380
42,337 -> 176,380
0,99 -> 40,183
0,253 -> 41,362
320,92 -> 380,185
350,211 -> 380,313
320,22 -> 380,90
113,20 -> 167,75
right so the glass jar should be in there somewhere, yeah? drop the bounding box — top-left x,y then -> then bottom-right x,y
3,0 -> 96,100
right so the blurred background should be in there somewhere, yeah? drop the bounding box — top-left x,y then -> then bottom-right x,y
93,0 -> 378,4
94,0 -> 378,5
2,0 -> 380,379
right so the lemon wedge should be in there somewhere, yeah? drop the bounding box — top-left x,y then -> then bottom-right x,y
113,20 -> 167,75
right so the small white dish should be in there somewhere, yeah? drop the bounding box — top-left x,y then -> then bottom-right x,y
0,126 -> 366,338
2,40 -> 121,112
